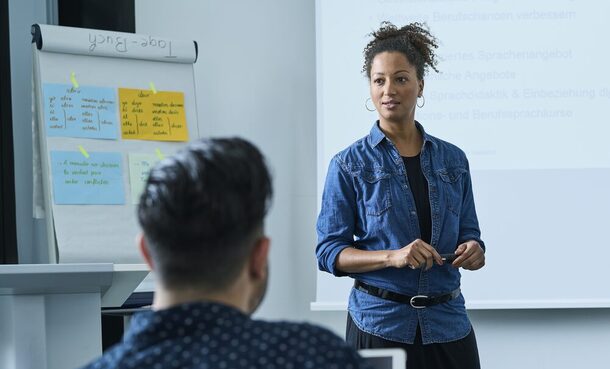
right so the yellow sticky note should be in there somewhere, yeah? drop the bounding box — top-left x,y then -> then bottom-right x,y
118,88 -> 188,142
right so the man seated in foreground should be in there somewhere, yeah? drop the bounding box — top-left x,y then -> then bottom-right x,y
80,137 -> 368,369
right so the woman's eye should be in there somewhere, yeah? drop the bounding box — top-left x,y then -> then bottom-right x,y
397,77 -> 408,83
374,79 -> 384,85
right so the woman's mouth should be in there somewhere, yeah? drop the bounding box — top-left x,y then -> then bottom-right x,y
382,100 -> 399,109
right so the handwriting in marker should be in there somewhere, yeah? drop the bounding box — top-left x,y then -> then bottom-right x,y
70,72 -> 79,89
149,82 -> 157,94
78,145 -> 90,158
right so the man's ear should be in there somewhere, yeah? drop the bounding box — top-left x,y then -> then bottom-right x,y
137,233 -> 155,271
249,236 -> 270,280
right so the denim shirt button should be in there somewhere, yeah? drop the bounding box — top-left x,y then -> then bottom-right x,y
410,211 -> 416,216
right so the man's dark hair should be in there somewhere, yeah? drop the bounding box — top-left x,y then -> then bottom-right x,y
363,21 -> 440,80
137,138 -> 273,290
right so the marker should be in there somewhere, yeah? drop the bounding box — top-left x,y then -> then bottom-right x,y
440,253 -> 457,263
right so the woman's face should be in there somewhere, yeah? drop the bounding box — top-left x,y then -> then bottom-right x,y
369,51 -> 423,124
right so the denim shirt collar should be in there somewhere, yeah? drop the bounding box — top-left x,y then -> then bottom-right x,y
367,120 -> 438,149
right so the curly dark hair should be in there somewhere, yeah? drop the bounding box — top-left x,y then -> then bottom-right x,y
138,137 -> 273,290
363,21 -> 439,80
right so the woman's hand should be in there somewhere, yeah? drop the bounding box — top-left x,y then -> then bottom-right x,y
389,239 -> 443,271
452,240 -> 485,270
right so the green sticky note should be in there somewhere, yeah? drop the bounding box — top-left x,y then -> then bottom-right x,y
128,153 -> 160,204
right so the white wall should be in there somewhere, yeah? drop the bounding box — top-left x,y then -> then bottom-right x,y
471,309 -> 610,368
311,309 -> 610,368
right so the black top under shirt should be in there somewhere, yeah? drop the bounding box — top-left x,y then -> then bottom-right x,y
402,155 -> 432,244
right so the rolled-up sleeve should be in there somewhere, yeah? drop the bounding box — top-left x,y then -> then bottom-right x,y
316,157 -> 357,276
458,159 -> 486,252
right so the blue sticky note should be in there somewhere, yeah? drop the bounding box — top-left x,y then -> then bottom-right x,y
50,151 -> 125,205
43,83 -> 119,140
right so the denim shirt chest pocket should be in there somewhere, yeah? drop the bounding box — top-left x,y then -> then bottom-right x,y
352,167 -> 393,216
437,167 -> 467,216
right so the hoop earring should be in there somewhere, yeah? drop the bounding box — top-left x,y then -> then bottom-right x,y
417,95 -> 425,108
365,98 -> 376,112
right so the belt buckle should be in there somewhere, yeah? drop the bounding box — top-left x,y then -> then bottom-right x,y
410,295 -> 429,309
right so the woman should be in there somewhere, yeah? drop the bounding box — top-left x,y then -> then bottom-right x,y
316,22 -> 485,369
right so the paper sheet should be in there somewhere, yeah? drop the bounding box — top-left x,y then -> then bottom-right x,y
43,83 -> 119,139
50,151 -> 125,205
128,153 -> 160,204
119,88 -> 188,141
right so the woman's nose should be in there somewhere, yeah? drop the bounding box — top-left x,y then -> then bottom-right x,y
383,81 -> 396,95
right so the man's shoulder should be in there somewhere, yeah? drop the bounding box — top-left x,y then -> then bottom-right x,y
256,319 -> 340,336
79,318 -> 367,369
251,319 -> 366,366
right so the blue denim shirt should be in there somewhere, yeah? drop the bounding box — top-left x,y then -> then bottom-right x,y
316,121 -> 485,344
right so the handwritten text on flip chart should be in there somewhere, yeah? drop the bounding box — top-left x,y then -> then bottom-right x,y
88,33 -> 177,59
50,151 -> 125,205
43,84 -> 118,139
119,88 -> 188,141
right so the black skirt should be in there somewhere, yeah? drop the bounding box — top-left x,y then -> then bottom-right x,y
346,313 -> 481,369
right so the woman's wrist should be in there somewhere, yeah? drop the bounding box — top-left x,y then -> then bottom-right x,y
384,250 -> 396,268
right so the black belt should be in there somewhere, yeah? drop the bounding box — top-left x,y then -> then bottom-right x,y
354,280 -> 460,309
